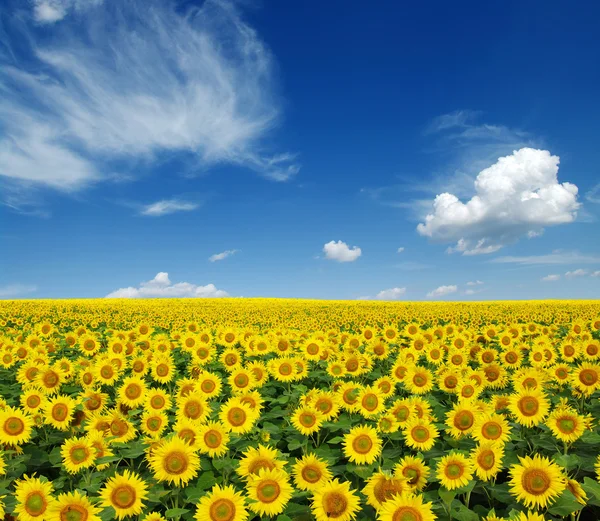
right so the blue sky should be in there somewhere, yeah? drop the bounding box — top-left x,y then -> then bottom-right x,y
1,0 -> 599,300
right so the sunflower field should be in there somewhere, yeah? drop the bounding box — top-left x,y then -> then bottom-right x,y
0,299 -> 600,521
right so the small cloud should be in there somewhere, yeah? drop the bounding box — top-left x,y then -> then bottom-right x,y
565,269 -> 588,278
140,199 -> 199,217
106,272 -> 228,298
466,280 -> 483,286
397,247 -> 405,253
0,284 -> 37,299
592,271 -> 600,278
427,285 -> 458,298
464,288 -> 484,296
375,287 -> 406,300
542,274 -> 561,282
323,240 -> 362,263
209,250 -> 238,263
491,251 -> 600,265
586,183 -> 600,204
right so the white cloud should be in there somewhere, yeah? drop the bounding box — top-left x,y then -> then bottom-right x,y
586,183 -> 600,204
592,271 -> 600,278
33,0 -> 103,23
542,274 -> 561,282
565,269 -> 588,278
466,280 -> 483,286
323,241 -> 362,263
417,148 -> 580,254
209,250 -> 238,263
427,285 -> 458,298
0,284 -> 38,298
491,251 -> 600,265
0,0 -> 298,206
375,287 -> 406,300
140,199 -> 199,217
106,272 -> 228,298
464,288 -> 481,295
397,247 -> 405,253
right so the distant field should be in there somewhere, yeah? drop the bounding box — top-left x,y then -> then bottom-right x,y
0,299 -> 599,521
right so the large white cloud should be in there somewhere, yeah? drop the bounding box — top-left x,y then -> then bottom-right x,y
417,148 -> 580,255
0,0 -> 298,202
427,285 -> 458,298
106,272 -> 228,298
323,241 -> 362,263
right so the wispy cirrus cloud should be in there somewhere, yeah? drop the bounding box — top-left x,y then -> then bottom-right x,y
0,284 -> 37,299
209,249 -> 238,263
0,0 -> 299,210
491,251 -> 600,266
140,199 -> 200,217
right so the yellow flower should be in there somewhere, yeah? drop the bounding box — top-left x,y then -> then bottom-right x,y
437,452 -> 474,490
14,475 -> 55,521
404,366 -> 435,394
0,406 -> 34,445
356,386 -> 386,417
471,442 -> 504,481
291,406 -> 324,436
140,410 -> 169,439
509,454 -> 566,509
566,478 -> 588,505
195,484 -> 248,521
237,444 -> 286,481
197,421 -> 230,458
196,371 -> 223,398
343,424 -> 382,465
61,436 -> 96,474
377,492 -> 436,521
44,395 -> 77,431
445,402 -> 477,439
246,468 -> 293,517
219,397 -> 259,434
47,491 -> 102,521
402,418 -> 438,452
292,454 -> 332,491
148,436 -> 200,486
118,375 -> 147,408
508,388 -> 550,427
472,412 -> 511,445
177,392 -> 210,423
99,470 -> 149,520
311,479 -> 360,521
144,388 -> 172,412
571,362 -> 600,395
87,430 -> 114,471
362,470 -> 408,511
546,405 -> 586,443
394,455 -> 429,491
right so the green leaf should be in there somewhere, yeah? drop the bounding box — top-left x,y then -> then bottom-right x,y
555,453 -> 580,470
547,490 -> 583,516
451,503 -> 479,521
165,508 -> 191,518
326,436 -> 344,444
276,516 -> 292,521
287,438 -> 304,451
438,487 -> 456,504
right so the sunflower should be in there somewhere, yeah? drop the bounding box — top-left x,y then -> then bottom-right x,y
515,512 -> 548,521
472,412 -> 511,445
356,386 -> 386,417
311,479 -> 360,521
144,388 -> 172,412
80,389 -> 109,415
509,454 -> 566,509
141,513 -> 167,521
47,491 -> 102,521
0,406 -> 34,445
246,468 -> 293,517
195,484 -> 248,521
377,493 -> 436,521
377,413 -> 400,434
546,403 -> 586,443
140,410 -> 169,439
61,436 -> 96,474
337,382 -> 363,412
107,411 -> 137,443
402,418 -> 439,452
343,425 -> 382,465
197,372 -> 223,399
177,392 -> 210,424
21,387 -> 48,415
471,442 -> 504,481
14,475 -> 55,521
394,455 -> 429,491
291,406 -> 324,436
571,362 -> 600,396
404,366 -> 435,394
509,388 -> 550,427
445,402 -> 477,439
35,366 -> 65,394
148,436 -> 200,486
363,471 -> 408,510
219,397 -> 259,434
197,421 -> 230,458
437,452 -> 474,490
99,470 -> 148,520
237,445 -> 286,480
118,376 -> 147,408
150,355 -> 175,384
292,454 -> 332,491
87,430 -> 114,470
